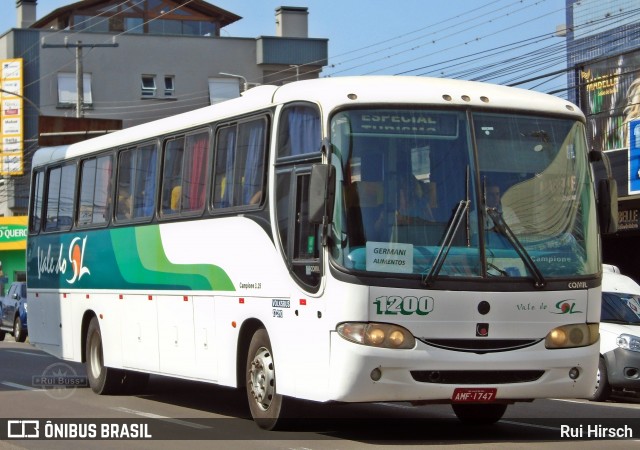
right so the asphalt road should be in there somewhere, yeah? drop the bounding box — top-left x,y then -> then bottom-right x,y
0,337 -> 639,449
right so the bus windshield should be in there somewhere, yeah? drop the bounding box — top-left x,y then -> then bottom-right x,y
329,108 -> 599,280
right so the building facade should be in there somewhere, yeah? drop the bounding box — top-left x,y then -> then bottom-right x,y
0,0 -> 328,284
565,0 -> 640,279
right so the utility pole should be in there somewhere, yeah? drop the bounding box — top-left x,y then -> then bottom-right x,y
42,38 -> 118,118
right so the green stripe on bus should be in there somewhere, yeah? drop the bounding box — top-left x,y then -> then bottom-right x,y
110,226 -> 235,291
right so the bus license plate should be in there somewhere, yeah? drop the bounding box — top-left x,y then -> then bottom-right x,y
452,387 -> 497,403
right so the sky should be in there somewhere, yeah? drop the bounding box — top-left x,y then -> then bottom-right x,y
0,0 -> 571,97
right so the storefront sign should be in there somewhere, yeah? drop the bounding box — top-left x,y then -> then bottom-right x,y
0,217 -> 27,250
618,208 -> 640,232
0,59 -> 24,175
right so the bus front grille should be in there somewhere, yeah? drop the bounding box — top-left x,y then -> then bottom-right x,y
418,338 -> 542,353
410,370 -> 545,384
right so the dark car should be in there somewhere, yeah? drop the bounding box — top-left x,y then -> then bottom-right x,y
0,282 -> 28,343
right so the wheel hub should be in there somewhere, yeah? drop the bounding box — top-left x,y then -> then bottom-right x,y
249,347 -> 275,411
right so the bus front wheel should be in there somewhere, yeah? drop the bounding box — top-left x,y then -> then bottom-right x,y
451,403 -> 507,424
245,328 -> 295,430
85,316 -> 124,395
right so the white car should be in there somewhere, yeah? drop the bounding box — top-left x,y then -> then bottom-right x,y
592,268 -> 640,401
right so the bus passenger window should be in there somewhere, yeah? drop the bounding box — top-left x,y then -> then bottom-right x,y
238,119 -> 266,206
213,126 -> 236,208
116,143 -> 157,221
45,167 -> 61,231
29,171 -> 44,233
133,144 -> 157,218
213,118 -> 265,209
79,155 -> 113,226
182,131 -> 209,213
278,105 -> 320,158
116,150 -> 134,221
161,137 -> 185,216
44,164 -> 76,232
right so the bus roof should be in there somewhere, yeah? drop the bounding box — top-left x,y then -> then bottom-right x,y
32,76 -> 584,168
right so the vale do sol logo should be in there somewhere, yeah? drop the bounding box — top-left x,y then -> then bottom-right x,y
37,236 -> 91,284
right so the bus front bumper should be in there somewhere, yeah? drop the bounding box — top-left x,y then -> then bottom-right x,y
327,333 -> 599,403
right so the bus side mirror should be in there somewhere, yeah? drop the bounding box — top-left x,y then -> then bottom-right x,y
309,164 -> 335,225
598,178 -> 618,235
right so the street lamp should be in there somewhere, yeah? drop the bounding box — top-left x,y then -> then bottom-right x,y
290,65 -> 300,81
218,72 -> 248,93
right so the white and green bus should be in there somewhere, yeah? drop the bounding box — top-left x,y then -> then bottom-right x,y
27,76 -> 616,429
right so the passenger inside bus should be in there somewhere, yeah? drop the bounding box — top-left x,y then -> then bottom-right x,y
484,182 -> 519,230
396,174 -> 434,225
116,183 -> 132,220
170,185 -> 182,211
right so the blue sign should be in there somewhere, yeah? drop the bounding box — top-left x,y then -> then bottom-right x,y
630,119 -> 640,194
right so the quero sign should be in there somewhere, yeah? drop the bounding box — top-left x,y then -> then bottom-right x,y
0,225 -> 27,241
0,217 -> 27,250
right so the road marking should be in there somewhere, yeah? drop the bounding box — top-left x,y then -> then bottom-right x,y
375,402 -> 413,409
6,350 -> 51,357
110,407 -> 211,429
1,381 -> 42,391
500,420 -> 560,431
551,398 -> 588,404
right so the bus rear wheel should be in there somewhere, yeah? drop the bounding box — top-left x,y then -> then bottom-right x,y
85,316 -> 124,395
451,403 -> 507,424
245,328 -> 295,430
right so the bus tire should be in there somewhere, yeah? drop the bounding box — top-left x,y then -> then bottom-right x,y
590,356 -> 611,402
0,329 -> 5,341
245,328 -> 294,430
85,316 -> 124,395
13,316 -> 26,342
122,370 -> 149,394
451,403 -> 507,425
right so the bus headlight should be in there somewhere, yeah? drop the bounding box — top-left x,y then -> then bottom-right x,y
616,334 -> 640,352
545,323 -> 599,349
337,322 -> 416,349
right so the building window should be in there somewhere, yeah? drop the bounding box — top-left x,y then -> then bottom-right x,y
208,78 -> 239,105
73,15 -> 108,32
125,17 -> 144,34
149,19 -> 182,35
164,76 -> 175,97
141,75 -> 156,97
57,72 -> 93,107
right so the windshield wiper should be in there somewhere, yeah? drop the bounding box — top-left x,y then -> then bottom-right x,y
486,208 -> 546,289
423,200 -> 469,287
